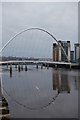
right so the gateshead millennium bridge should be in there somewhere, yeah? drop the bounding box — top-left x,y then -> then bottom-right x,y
0,27 -> 79,70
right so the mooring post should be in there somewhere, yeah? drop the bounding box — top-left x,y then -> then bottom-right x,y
47,64 -> 49,69
57,79 -> 61,94
25,65 -> 27,71
7,64 -> 8,68
18,64 -> 20,72
36,64 -> 38,69
15,64 -> 17,68
21,64 -> 23,71
41,64 -> 43,69
10,64 -> 12,77
15,64 -> 17,70
67,80 -> 70,93
45,63 -> 46,68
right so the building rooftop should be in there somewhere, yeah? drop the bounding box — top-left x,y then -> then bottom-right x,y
74,43 -> 80,46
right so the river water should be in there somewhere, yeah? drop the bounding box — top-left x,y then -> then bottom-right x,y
1,65 -> 79,118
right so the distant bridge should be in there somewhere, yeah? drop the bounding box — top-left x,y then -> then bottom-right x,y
0,60 -> 79,69
0,60 -> 70,65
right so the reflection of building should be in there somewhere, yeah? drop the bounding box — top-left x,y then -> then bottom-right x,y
53,72 -> 61,93
74,76 -> 78,90
52,70 -> 70,94
74,43 -> 80,63
53,41 -> 71,62
60,74 -> 70,93
53,72 -> 57,90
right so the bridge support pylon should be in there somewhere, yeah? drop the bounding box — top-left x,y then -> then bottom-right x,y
36,64 -> 38,69
18,64 -> 20,72
67,80 -> 70,93
21,64 -> 23,71
25,65 -> 27,71
10,64 -> 12,77
41,64 -> 43,69
47,64 -> 49,69
7,64 -> 8,68
57,79 -> 61,94
15,64 -> 17,69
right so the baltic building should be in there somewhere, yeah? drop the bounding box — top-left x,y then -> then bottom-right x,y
53,41 -> 71,62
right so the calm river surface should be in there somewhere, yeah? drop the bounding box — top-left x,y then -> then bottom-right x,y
1,65 -> 79,118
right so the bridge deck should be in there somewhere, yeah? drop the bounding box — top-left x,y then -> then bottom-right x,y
0,60 -> 72,65
0,60 -> 79,68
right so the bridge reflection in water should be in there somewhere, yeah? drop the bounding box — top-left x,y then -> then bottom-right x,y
1,65 -> 78,118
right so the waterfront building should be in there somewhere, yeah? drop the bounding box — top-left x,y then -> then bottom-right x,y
53,41 -> 71,62
53,43 -> 58,61
71,51 -> 74,62
74,43 -> 80,63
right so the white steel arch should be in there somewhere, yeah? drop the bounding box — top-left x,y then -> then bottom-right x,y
0,27 -> 70,62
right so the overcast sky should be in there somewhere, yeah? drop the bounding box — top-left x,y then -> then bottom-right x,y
2,2 -> 78,58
